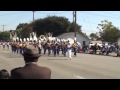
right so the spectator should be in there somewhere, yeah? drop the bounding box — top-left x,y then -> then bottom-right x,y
11,45 -> 51,79
0,69 -> 10,79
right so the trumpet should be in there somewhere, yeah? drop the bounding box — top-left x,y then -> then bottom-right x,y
39,35 -> 45,41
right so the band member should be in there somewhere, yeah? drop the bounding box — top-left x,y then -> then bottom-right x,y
7,42 -> 10,50
48,32 -> 51,37
43,42 -> 47,55
67,42 -> 72,60
19,41 -> 23,54
25,41 -> 29,47
11,41 -> 14,53
51,40 -> 55,54
47,40 -> 51,56
56,42 -> 60,55
52,41 -> 59,57
38,42 -> 42,54
22,42 -> 26,53
72,41 -> 77,57
16,42 -> 20,54
2,42 -> 5,50
33,40 -> 37,48
13,41 -> 17,53
62,42 -> 67,57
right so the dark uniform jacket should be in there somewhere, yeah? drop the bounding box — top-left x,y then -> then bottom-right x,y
11,63 -> 51,79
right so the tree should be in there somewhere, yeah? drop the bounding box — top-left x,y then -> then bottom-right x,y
20,24 -> 32,39
90,33 -> 99,40
97,20 -> 120,43
0,31 -> 10,41
16,23 -> 28,38
34,16 -> 71,37
19,16 -> 83,38
69,22 -> 82,32
16,23 -> 28,30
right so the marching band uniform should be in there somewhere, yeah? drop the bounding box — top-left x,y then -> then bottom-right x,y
2,42 -> 5,50
19,42 -> 23,54
22,42 -> 26,53
25,42 -> 29,47
16,42 -> 20,54
72,42 -> 77,56
52,41 -> 57,57
56,42 -> 60,55
34,41 -> 37,48
38,42 -> 42,54
62,42 -> 67,57
7,42 -> 10,50
10,41 -> 14,53
67,42 -> 72,60
44,42 -> 47,55
47,40 -> 51,56
51,41 -> 55,54
14,42 -> 17,53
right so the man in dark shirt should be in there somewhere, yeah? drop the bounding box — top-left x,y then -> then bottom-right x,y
11,45 -> 51,79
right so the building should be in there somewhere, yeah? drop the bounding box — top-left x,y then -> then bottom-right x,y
57,32 -> 90,46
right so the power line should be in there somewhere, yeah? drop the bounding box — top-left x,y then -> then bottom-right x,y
101,11 -> 120,18
79,11 -> 120,20
0,11 -> 27,16
77,15 -> 100,35
86,14 -> 93,33
36,11 -> 71,15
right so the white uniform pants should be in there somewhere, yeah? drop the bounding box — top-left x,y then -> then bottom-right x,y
68,49 -> 72,59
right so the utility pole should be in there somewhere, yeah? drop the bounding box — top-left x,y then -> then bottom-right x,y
33,11 -> 35,32
1,25 -> 6,32
73,11 -> 77,41
1,25 -> 6,41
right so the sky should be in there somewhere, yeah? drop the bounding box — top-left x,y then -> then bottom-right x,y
0,11 -> 120,36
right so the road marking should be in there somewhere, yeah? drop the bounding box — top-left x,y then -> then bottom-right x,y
73,75 -> 85,79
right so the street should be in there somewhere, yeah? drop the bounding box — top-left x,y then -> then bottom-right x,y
0,47 -> 120,79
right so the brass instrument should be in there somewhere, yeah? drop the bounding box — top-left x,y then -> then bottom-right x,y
40,35 -> 45,41
72,43 -> 77,48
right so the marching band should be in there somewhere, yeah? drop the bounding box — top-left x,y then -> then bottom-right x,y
0,33 -> 79,60
1,32 -> 119,58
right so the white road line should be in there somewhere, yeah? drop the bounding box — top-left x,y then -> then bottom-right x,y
73,75 -> 85,79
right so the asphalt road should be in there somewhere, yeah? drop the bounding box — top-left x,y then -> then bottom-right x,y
0,47 -> 120,79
